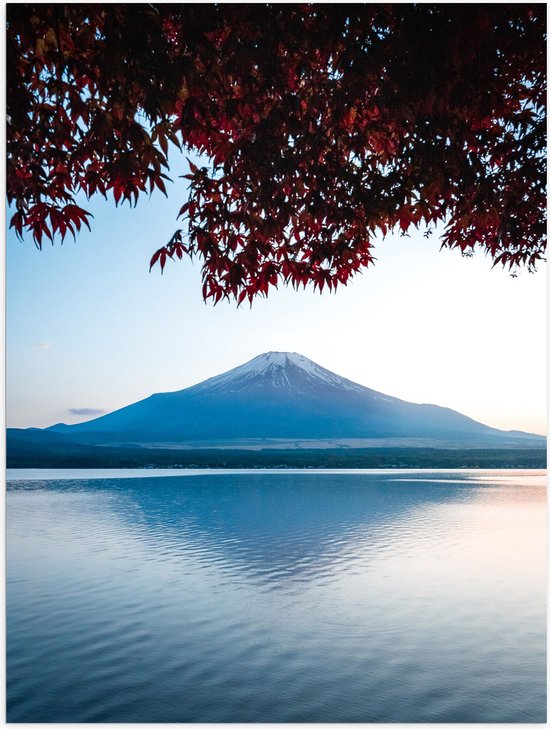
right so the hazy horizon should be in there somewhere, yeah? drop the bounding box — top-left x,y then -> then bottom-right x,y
14,348 -> 546,439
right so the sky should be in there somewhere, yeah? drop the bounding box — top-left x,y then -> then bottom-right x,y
6,160 -> 547,436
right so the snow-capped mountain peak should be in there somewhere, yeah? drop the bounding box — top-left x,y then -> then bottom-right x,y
229,351 -> 326,378
193,351 -> 368,394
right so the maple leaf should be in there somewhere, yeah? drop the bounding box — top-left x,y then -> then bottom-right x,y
7,4 -> 546,303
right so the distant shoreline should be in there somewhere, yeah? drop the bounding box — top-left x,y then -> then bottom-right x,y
7,442 -> 547,470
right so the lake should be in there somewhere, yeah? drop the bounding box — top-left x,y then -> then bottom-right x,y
6,469 -> 546,722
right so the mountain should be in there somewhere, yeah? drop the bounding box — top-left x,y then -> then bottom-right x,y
44,351 -> 543,447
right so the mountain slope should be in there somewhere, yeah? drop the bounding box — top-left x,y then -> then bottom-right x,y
46,352 -> 543,445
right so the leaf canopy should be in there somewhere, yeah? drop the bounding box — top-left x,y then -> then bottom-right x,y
7,4 -> 547,302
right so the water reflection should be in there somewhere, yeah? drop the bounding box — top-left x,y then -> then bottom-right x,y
7,470 -> 546,723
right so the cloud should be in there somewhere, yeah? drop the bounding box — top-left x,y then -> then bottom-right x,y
68,408 -> 106,417
35,342 -> 51,350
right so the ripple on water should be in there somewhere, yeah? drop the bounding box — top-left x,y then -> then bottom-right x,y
6,470 -> 547,723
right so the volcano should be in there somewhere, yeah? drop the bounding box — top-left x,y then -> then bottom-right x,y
44,351 -> 542,446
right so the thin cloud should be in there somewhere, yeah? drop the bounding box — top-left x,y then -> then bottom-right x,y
35,342 -> 51,350
68,408 -> 106,417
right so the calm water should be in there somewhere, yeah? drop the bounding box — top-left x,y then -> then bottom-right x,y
6,469 -> 546,722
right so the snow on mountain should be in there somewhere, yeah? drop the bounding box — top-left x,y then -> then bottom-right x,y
193,351 -> 370,395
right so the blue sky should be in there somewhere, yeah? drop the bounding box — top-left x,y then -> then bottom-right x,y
6,161 -> 547,435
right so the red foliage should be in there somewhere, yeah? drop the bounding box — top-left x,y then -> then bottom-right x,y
7,4 -> 546,303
